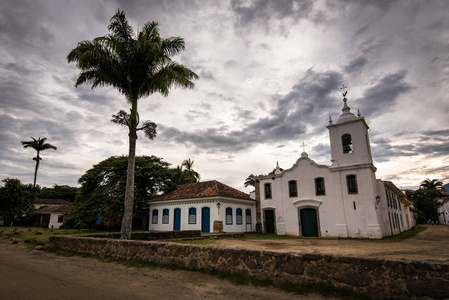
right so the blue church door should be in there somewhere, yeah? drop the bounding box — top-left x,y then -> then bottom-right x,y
174,208 -> 181,231
201,207 -> 210,233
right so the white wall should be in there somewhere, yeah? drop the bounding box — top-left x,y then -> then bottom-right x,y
148,198 -> 256,233
48,213 -> 64,229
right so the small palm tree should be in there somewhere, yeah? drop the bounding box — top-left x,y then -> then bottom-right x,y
181,158 -> 200,183
67,9 -> 198,239
21,137 -> 57,187
244,174 -> 256,188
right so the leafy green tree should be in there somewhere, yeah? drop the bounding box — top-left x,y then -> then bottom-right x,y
0,178 -> 36,225
181,158 -> 200,183
37,185 -> 79,202
67,9 -> 198,239
407,178 -> 444,223
71,156 -> 189,229
21,137 -> 57,187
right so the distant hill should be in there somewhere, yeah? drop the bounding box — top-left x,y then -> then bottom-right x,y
444,183 -> 449,194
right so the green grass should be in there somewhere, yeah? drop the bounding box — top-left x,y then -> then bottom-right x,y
240,233 -> 298,240
0,227 -> 120,249
170,238 -> 216,245
382,226 -> 427,241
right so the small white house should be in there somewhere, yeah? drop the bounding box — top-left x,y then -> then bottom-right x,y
148,180 -> 256,233
35,204 -> 72,229
34,198 -> 71,210
255,94 -> 415,239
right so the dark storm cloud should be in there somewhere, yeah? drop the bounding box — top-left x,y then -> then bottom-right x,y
344,56 -> 368,74
161,69 -> 343,152
369,127 -> 449,163
355,70 -> 413,117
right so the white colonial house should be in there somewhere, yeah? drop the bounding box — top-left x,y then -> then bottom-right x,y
35,204 -> 72,229
254,94 -> 415,239
148,180 -> 257,233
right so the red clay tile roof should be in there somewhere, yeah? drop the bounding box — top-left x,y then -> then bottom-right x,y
151,180 -> 253,202
34,198 -> 71,205
36,204 -> 72,214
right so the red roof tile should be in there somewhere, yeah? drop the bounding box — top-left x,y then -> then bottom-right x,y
151,180 -> 253,202
36,204 -> 72,214
34,198 -> 71,205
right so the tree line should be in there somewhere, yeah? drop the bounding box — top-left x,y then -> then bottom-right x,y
0,156 -> 200,229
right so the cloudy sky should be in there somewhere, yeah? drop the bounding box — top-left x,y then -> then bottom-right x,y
1,0 -> 448,192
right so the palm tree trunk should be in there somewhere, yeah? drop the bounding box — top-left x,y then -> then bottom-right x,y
120,125 -> 137,239
33,152 -> 40,188
120,99 -> 138,240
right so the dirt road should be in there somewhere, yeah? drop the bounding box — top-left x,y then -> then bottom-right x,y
0,242 -> 330,300
215,225 -> 449,263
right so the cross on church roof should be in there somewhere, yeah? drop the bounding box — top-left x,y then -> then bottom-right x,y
301,142 -> 307,152
340,85 -> 348,103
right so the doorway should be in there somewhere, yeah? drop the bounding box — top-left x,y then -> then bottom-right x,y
264,210 -> 275,234
300,208 -> 318,237
173,208 -> 181,231
201,207 -> 210,233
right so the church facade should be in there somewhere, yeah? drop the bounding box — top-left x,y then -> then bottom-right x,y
254,94 -> 415,239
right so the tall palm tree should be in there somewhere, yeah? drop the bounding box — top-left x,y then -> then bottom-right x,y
420,178 -> 444,222
181,158 -> 200,183
420,178 -> 443,192
21,137 -> 57,187
67,10 -> 198,239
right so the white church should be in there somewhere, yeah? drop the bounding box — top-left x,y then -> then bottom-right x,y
253,92 -> 415,239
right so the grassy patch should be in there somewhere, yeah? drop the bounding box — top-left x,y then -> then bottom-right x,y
382,226 -> 427,241
240,234 -> 298,240
169,239 -> 216,245
0,227 -> 119,249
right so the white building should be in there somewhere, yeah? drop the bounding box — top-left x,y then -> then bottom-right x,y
255,94 -> 415,239
35,204 -> 72,229
437,199 -> 449,225
148,180 -> 257,233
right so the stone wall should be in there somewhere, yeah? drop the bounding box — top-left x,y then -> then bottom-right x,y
49,236 -> 449,299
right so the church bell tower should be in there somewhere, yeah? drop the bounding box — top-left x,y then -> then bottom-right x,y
327,88 -> 376,171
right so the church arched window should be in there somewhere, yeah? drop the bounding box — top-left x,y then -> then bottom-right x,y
342,134 -> 353,153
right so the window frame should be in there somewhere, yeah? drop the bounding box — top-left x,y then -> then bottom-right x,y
288,180 -> 298,197
152,209 -> 159,224
264,183 -> 272,199
226,207 -> 233,225
347,175 -> 358,194
315,177 -> 326,196
188,207 -> 197,224
57,215 -> 64,223
236,208 -> 243,225
162,208 -> 169,224
245,209 -> 251,225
